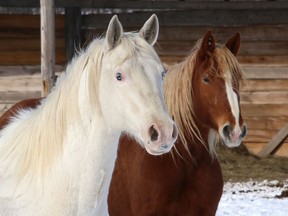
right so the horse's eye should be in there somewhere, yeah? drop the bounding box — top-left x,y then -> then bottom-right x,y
203,76 -> 210,83
161,69 -> 167,79
115,72 -> 123,81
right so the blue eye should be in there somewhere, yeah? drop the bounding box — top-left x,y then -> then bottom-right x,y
116,72 -> 123,81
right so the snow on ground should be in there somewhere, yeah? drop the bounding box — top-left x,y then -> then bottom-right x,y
217,180 -> 288,216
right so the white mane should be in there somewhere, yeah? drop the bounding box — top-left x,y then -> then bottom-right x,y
0,38 -> 104,180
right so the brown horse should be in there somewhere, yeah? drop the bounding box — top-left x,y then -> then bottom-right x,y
108,31 -> 247,216
0,98 -> 42,130
0,31 -> 246,215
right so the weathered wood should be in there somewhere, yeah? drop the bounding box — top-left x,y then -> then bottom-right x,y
0,65 -> 63,92
0,91 -> 41,102
40,0 -> 55,96
240,80 -> 288,92
244,116 -> 288,130
2,39 -> 288,63
239,56 -> 288,65
0,38 -> 64,51
240,91 -> 288,105
1,14 -> 288,65
242,66 -> 288,79
0,0 -> 288,10
83,10 -> 288,28
160,25 -> 288,42
244,142 -> 288,158
243,128 -> 288,144
241,104 -> 288,117
65,7 -> 82,62
258,123 -> 288,157
0,77 -> 41,92
0,14 -> 64,29
161,55 -> 288,67
0,51 -> 66,65
156,41 -> 288,56
85,24 -> 288,43
0,50 -> 288,66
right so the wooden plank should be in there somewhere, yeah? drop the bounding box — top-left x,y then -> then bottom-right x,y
0,91 -> 41,102
0,65 -> 41,76
0,38 -> 65,51
0,50 -> 66,65
84,24 -> 288,43
0,29 -> 40,39
159,25 -> 288,42
258,123 -> 288,157
0,67 -> 62,93
62,0 -> 288,10
0,14 -> 64,29
0,77 -> 41,92
240,80 -> 288,92
1,0 -> 288,10
1,52 -> 286,67
240,91 -> 288,105
83,9 -> 288,29
0,28 -> 63,39
236,55 -> 288,65
160,55 -> 288,67
241,104 -> 288,117
242,66 -> 288,79
155,41 -> 288,57
244,116 -> 288,130
0,65 -> 64,75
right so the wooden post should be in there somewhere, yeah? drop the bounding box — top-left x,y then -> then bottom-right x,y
40,0 -> 55,96
258,123 -> 288,157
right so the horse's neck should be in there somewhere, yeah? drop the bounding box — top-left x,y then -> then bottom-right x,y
64,71 -> 121,214
63,119 -> 120,214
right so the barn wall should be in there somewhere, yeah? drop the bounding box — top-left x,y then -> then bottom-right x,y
0,11 -> 288,157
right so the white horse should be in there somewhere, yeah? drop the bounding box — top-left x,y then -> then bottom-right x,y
0,15 -> 178,215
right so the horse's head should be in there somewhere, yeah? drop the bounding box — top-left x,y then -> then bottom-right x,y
192,31 -> 247,148
98,15 -> 178,155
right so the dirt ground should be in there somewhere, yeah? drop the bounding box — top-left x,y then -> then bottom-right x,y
217,144 -> 288,182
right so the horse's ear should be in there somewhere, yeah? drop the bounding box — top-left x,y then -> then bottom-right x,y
198,31 -> 216,61
105,15 -> 123,51
225,32 -> 241,56
139,14 -> 159,46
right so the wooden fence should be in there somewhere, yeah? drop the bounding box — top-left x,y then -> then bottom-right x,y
0,0 -> 288,157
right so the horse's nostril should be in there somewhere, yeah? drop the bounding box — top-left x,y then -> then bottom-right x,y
149,125 -> 159,142
223,124 -> 232,138
172,124 -> 178,139
241,125 -> 247,138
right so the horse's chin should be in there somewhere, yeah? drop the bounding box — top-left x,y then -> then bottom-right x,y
143,144 -> 171,156
208,129 -> 242,149
222,139 -> 242,148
